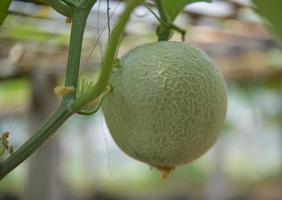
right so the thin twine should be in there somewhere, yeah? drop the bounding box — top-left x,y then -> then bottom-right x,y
80,1 -> 121,73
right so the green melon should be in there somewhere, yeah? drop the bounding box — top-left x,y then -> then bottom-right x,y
102,41 -> 227,170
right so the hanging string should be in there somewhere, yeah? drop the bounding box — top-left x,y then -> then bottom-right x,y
107,0 -> 111,40
81,1 -> 121,72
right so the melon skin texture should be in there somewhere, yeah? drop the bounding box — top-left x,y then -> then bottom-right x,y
102,41 -> 228,168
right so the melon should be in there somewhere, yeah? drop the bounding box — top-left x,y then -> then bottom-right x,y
102,41 -> 227,172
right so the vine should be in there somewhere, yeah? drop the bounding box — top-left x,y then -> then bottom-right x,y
0,0 -> 143,180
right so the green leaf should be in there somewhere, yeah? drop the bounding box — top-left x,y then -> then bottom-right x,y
161,0 -> 211,20
0,0 -> 12,25
253,0 -> 282,42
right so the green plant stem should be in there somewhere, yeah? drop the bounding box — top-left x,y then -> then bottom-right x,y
144,2 -> 186,40
62,8 -> 90,102
154,0 -> 185,41
70,0 -> 143,111
77,85 -> 112,115
155,0 -> 169,22
155,0 -> 171,41
45,0 -> 74,17
0,2 -> 94,180
0,107 -> 73,180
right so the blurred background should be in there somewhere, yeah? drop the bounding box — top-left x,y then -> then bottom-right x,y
0,0 -> 282,199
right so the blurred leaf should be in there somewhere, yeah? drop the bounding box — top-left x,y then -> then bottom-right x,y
265,79 -> 281,91
2,25 -> 69,44
0,0 -> 12,25
253,0 -> 282,41
161,0 -> 211,20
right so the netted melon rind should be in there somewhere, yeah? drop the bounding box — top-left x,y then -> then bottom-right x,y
102,41 -> 227,168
